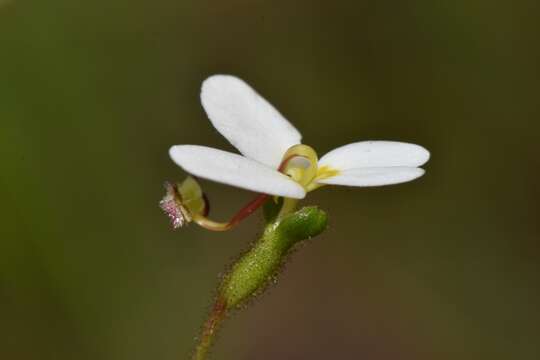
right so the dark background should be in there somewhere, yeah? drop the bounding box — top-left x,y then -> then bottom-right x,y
1,1 -> 539,359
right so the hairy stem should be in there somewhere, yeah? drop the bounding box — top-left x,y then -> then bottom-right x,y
191,297 -> 227,360
191,205 -> 328,360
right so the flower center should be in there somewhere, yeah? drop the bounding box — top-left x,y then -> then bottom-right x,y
279,144 -> 319,189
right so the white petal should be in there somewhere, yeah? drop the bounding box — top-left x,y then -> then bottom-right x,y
317,167 -> 425,187
201,75 -> 302,168
169,145 -> 305,199
319,141 -> 430,170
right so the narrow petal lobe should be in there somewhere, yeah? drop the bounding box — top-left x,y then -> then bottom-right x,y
317,167 -> 425,187
169,145 -> 306,199
319,141 -> 430,170
201,75 -> 302,168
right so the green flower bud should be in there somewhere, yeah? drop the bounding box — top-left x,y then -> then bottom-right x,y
219,206 -> 328,309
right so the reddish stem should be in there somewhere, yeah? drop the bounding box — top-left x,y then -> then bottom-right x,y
192,297 -> 227,360
227,193 -> 269,228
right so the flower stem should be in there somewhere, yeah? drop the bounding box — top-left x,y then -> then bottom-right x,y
191,297 -> 227,360
190,205 -> 328,360
192,193 -> 269,231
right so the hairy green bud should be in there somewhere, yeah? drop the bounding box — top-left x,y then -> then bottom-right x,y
219,206 -> 328,309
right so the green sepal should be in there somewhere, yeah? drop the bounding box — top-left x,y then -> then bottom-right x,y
219,206 -> 328,309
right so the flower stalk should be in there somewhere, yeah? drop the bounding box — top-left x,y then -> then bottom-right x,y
191,203 -> 328,360
191,193 -> 270,232
192,297 -> 227,360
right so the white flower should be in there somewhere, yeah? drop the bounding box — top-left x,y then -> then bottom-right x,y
169,75 -> 429,200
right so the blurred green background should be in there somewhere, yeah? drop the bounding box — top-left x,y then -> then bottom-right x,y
1,1 -> 539,359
